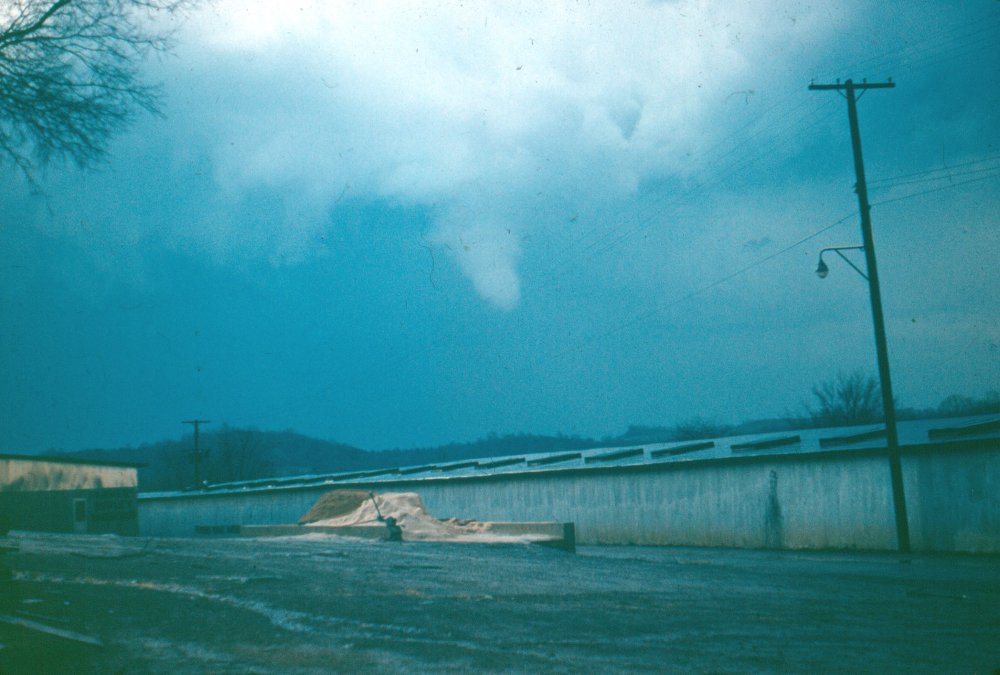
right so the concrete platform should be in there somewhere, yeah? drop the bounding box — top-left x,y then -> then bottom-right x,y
239,521 -> 576,552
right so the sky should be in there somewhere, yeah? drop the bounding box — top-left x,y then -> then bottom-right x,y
2,1 -> 999,453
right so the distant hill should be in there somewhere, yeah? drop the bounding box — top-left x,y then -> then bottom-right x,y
59,428 -> 603,492
47,418 -> 865,491
59,420 -> 797,492
61,428 -> 372,492
51,389 -> 1000,491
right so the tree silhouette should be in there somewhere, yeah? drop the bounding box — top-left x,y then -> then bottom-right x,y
809,370 -> 883,427
210,426 -> 274,484
0,0 -> 191,181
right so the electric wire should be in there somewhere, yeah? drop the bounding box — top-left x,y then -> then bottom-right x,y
871,170 -> 1000,207
540,94 -> 839,292
869,163 -> 1000,192
382,7 -> 1000,384
825,8 -> 1000,79
538,9 -> 1000,290
545,212 -> 858,365
867,153 -> 1000,187
535,13 -> 1000,348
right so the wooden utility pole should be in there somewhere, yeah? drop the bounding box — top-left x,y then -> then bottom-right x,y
809,79 -> 910,552
182,419 -> 211,489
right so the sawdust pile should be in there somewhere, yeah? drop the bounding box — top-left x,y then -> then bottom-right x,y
298,490 -> 371,524
299,490 -> 542,543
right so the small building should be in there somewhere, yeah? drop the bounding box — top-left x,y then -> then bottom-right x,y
0,454 -> 141,536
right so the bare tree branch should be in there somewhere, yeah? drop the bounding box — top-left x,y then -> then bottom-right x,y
0,0 -> 194,183
809,370 -> 883,427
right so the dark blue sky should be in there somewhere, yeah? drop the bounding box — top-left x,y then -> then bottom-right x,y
2,1 -> 998,453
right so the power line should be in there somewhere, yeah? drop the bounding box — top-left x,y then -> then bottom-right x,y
384,9 -> 999,386
822,7 -> 1000,80
539,95 -> 840,293
538,6 -> 1000,292
545,212 -> 857,364
870,164 -> 1000,191
867,154 -> 1000,187
533,10 -> 999,287
871,170 -> 1000,207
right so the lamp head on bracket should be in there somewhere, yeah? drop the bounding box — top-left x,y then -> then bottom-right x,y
815,257 -> 830,279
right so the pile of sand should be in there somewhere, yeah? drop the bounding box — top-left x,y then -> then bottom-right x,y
298,490 -> 371,524
299,490 -> 541,543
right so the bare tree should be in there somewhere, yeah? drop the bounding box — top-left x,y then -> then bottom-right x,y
211,426 -> 273,484
937,391 -> 1000,417
809,370 -> 883,427
0,0 -> 191,180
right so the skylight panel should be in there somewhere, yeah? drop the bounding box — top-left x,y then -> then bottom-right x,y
819,428 -> 885,448
649,441 -> 715,458
731,435 -> 801,452
585,448 -> 644,463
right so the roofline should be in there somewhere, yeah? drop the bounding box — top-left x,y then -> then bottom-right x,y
0,453 -> 144,469
191,415 -> 1000,493
139,436 -> 1000,502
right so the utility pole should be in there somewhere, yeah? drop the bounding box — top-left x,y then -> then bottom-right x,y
182,419 -> 211,489
809,78 -> 910,552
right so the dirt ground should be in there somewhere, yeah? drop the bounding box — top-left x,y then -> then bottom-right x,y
1,531 -> 999,673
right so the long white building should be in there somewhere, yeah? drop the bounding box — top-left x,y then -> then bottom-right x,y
139,415 -> 1000,553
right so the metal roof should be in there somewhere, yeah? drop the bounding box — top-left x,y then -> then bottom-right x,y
141,414 -> 1000,500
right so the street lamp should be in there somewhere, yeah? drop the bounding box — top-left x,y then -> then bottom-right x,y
815,243 -> 910,552
816,245 -> 867,280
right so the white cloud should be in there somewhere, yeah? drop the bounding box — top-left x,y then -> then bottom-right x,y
432,212 -> 522,311
172,0 -> 852,307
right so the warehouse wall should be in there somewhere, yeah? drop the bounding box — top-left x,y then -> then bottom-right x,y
408,453 -> 898,550
139,488 -> 317,537
905,447 -> 1000,553
138,442 -> 1000,553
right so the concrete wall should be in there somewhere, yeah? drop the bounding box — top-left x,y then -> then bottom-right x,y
138,441 -> 1000,553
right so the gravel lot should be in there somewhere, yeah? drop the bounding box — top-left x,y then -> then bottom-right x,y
1,531 -> 999,673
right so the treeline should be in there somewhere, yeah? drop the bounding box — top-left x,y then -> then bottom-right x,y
66,427 -> 372,492
60,386 -> 999,491
901,391 -> 1000,420
65,428 -> 603,492
804,372 -> 1000,428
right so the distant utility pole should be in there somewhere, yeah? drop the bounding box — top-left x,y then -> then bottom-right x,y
182,419 -> 211,489
809,78 -> 910,553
